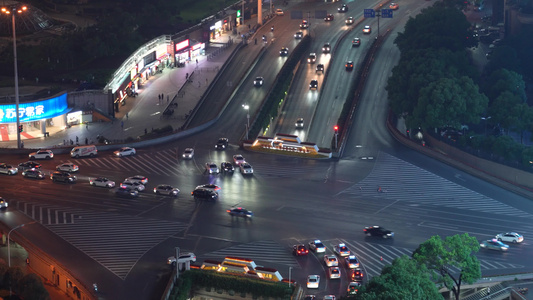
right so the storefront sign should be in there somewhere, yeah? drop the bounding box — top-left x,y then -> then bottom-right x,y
0,93 -> 68,124
175,39 -> 189,52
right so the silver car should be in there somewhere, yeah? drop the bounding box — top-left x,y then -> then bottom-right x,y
120,181 -> 145,192
0,163 -> 18,175
182,148 -> 194,159
205,163 -> 220,174
154,184 -> 180,196
90,177 -> 116,188
29,149 -> 54,160
56,163 -> 79,172
124,175 -> 148,185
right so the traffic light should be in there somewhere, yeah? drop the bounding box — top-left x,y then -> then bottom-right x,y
18,125 -> 23,132
334,125 -> 339,134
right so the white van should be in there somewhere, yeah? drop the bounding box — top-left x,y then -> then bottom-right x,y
70,145 -> 98,158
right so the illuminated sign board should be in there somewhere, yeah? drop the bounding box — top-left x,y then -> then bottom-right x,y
0,93 -> 69,124
175,39 -> 189,51
192,43 -> 205,51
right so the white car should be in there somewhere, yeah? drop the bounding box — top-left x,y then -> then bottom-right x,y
334,243 -> 350,257
323,296 -> 336,300
90,177 -> 116,188
120,181 -> 145,192
495,232 -> 524,244
309,240 -> 326,253
275,8 -> 284,16
363,25 -> 371,34
56,163 -> 79,172
0,197 -> 8,209
345,255 -> 360,269
29,149 -> 54,160
233,154 -> 245,166
0,163 -> 18,175
124,175 -> 148,185
328,267 -> 341,279
240,163 -> 253,175
167,252 -> 197,266
154,184 -> 180,196
295,118 -> 304,129
114,147 -> 136,157
324,255 -> 338,267
182,148 -> 194,159
205,162 -> 220,174
307,275 -> 320,288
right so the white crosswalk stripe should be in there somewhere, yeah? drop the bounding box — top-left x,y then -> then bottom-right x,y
14,200 -> 188,279
203,240 -> 300,268
337,152 -> 533,217
44,209 -> 188,279
337,239 -> 524,279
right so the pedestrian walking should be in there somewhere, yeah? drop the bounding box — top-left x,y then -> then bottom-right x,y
158,94 -> 161,101
76,136 -> 79,143
85,137 -> 88,145
126,112 -> 129,119
121,121 -> 124,130
196,59 -> 198,65
186,73 -> 189,80
86,122 -> 88,129
70,139 -> 73,145
20,141 -> 24,148
144,128 -> 147,135
205,78 -> 208,86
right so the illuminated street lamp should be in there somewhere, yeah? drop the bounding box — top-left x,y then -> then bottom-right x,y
242,104 -> 250,140
1,4 -> 27,149
7,223 -> 26,267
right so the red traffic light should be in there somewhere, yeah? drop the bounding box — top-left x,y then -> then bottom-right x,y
334,125 -> 339,133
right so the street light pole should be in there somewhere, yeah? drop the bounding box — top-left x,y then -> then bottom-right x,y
288,267 -> 293,287
481,116 -> 491,136
242,104 -> 250,140
1,5 -> 26,149
8,224 -> 26,267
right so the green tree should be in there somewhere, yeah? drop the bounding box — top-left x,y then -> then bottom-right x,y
354,255 -> 443,300
484,69 -> 526,103
18,273 -> 50,300
387,48 -> 478,117
488,91 -> 525,133
413,233 -> 481,300
3,266 -> 24,293
395,3 -> 475,53
410,76 -> 488,130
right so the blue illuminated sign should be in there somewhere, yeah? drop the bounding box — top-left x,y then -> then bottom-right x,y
0,93 -> 69,124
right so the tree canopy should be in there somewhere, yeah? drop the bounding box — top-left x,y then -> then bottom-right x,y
412,233 -> 481,300
353,255 -> 443,300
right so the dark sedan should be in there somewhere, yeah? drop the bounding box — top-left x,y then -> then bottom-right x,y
226,207 -> 253,218
363,225 -> 394,238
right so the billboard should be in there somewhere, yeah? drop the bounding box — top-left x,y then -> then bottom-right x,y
0,93 -> 69,124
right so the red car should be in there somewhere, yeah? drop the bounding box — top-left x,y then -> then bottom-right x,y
293,244 -> 309,256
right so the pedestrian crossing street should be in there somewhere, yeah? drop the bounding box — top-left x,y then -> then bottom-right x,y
201,238 -> 525,280
14,201 -> 188,280
57,149 -> 326,178
337,152 -> 533,218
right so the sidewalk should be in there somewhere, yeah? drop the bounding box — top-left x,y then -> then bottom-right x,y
0,25 -> 245,150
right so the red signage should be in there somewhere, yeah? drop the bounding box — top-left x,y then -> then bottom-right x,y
175,39 -> 189,51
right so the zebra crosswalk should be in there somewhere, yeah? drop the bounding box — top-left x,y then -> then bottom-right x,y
337,152 -> 533,218
338,239 -> 524,279
58,149 -> 188,177
202,240 -> 300,268
15,200 -> 188,280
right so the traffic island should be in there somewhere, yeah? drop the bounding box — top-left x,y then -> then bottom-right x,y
243,134 -> 332,159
